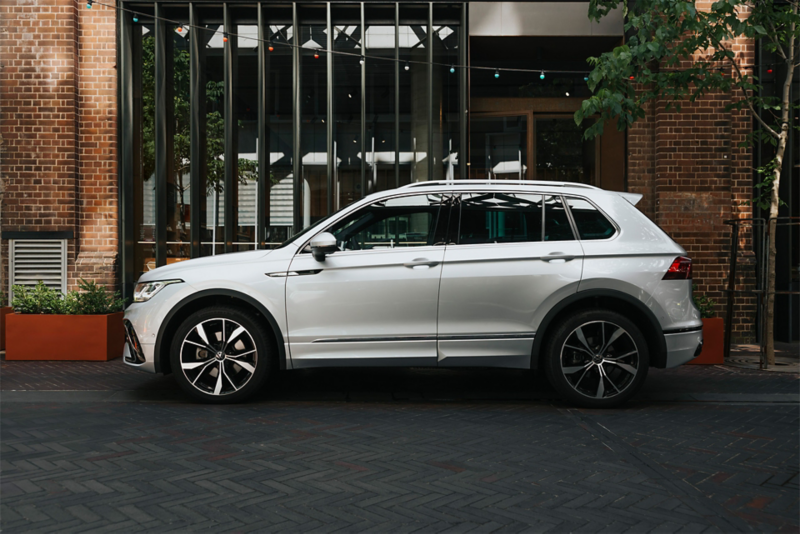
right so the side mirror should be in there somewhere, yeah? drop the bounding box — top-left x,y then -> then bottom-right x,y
310,232 -> 338,262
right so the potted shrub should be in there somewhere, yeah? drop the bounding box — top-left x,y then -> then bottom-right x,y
6,280 -> 126,361
688,288 -> 724,365
0,293 -> 11,351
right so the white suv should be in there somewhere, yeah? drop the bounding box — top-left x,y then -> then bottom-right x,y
123,181 -> 702,408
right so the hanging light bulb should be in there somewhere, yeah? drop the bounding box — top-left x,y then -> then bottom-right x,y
177,26 -> 182,33
539,70 -> 545,80
565,92 -> 570,97
404,61 -> 410,71
268,41 -> 274,52
86,0 -> 92,8
133,14 -> 139,22
359,56 -> 365,65
314,50 -> 320,59
223,32 -> 228,43
494,69 -> 500,79
450,65 -> 455,74
629,75 -> 635,80
583,75 -> 589,82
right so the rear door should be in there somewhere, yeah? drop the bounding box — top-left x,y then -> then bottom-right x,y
436,192 -> 584,368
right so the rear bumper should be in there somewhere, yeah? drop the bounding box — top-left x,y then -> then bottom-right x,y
664,327 -> 704,367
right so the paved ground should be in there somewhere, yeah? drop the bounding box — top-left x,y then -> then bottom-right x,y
1,358 -> 798,533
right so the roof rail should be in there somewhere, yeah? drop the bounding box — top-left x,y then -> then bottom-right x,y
399,180 -> 601,190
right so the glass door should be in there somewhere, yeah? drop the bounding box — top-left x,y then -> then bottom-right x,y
469,114 -> 531,180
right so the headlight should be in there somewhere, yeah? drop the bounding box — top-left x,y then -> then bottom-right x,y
133,279 -> 183,302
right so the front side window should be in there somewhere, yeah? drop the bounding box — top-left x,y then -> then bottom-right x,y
325,194 -> 445,251
566,198 -> 616,240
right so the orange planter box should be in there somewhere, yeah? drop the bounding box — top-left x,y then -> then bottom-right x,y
0,306 -> 12,351
688,317 -> 724,365
5,312 -> 124,361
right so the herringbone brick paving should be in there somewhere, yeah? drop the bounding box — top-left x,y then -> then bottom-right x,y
1,362 -> 798,532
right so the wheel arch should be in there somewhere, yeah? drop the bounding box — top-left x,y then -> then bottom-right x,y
531,289 -> 667,370
154,289 -> 286,374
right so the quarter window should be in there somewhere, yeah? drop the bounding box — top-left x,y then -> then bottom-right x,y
567,198 -> 616,240
325,194 -> 444,251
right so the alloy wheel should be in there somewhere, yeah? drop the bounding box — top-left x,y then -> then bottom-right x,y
559,320 -> 640,400
179,318 -> 258,396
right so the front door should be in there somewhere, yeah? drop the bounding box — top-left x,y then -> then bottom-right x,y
286,193 -> 449,368
436,192 -> 584,368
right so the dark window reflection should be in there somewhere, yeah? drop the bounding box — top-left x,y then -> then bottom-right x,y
365,4 -> 396,193
299,23 -> 328,228
332,7 -> 362,208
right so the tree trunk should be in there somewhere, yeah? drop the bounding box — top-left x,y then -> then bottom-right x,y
764,14 -> 795,367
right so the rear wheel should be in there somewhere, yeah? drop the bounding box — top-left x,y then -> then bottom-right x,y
170,306 -> 273,403
544,309 -> 649,408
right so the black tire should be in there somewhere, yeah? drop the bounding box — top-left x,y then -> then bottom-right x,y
170,306 -> 273,403
543,309 -> 649,408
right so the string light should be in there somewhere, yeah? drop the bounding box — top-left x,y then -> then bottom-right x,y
767,68 -> 773,74
359,56 -> 365,65
177,26 -> 182,32
584,76 -> 589,82
629,75 -> 635,80
83,0 -> 600,82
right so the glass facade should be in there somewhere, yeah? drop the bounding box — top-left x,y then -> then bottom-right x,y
121,2 -> 466,289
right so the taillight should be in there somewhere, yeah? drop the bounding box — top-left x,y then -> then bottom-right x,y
663,256 -> 692,280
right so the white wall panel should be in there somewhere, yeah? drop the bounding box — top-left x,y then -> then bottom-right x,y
469,2 -> 623,37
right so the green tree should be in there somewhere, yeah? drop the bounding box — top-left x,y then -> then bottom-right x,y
576,0 -> 798,365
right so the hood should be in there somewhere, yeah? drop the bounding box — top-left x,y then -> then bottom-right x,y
136,249 -> 273,284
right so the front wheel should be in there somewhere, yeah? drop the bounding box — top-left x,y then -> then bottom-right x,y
544,310 -> 649,408
170,306 -> 273,403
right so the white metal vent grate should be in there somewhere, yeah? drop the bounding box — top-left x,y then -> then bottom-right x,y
9,239 -> 68,300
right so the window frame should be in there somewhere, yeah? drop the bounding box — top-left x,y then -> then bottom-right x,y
447,190 -> 581,247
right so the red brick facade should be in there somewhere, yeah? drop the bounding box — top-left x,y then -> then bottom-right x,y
0,1 -> 757,340
0,0 -> 117,297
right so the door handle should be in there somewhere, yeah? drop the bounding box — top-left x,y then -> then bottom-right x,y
404,258 -> 439,269
542,252 -> 576,263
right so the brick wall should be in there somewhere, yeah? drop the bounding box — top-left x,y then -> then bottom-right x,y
0,0 -> 118,299
626,4 -> 757,342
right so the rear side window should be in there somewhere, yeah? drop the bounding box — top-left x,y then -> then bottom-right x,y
457,193 -> 543,244
543,196 -> 574,241
567,198 -> 616,240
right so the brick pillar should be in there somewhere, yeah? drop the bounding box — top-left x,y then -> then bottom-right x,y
75,0 -> 118,289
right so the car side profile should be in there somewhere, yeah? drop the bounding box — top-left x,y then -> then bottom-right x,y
123,180 -> 703,408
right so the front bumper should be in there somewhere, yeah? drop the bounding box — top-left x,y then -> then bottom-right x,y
123,319 -> 157,373
664,328 -> 704,367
